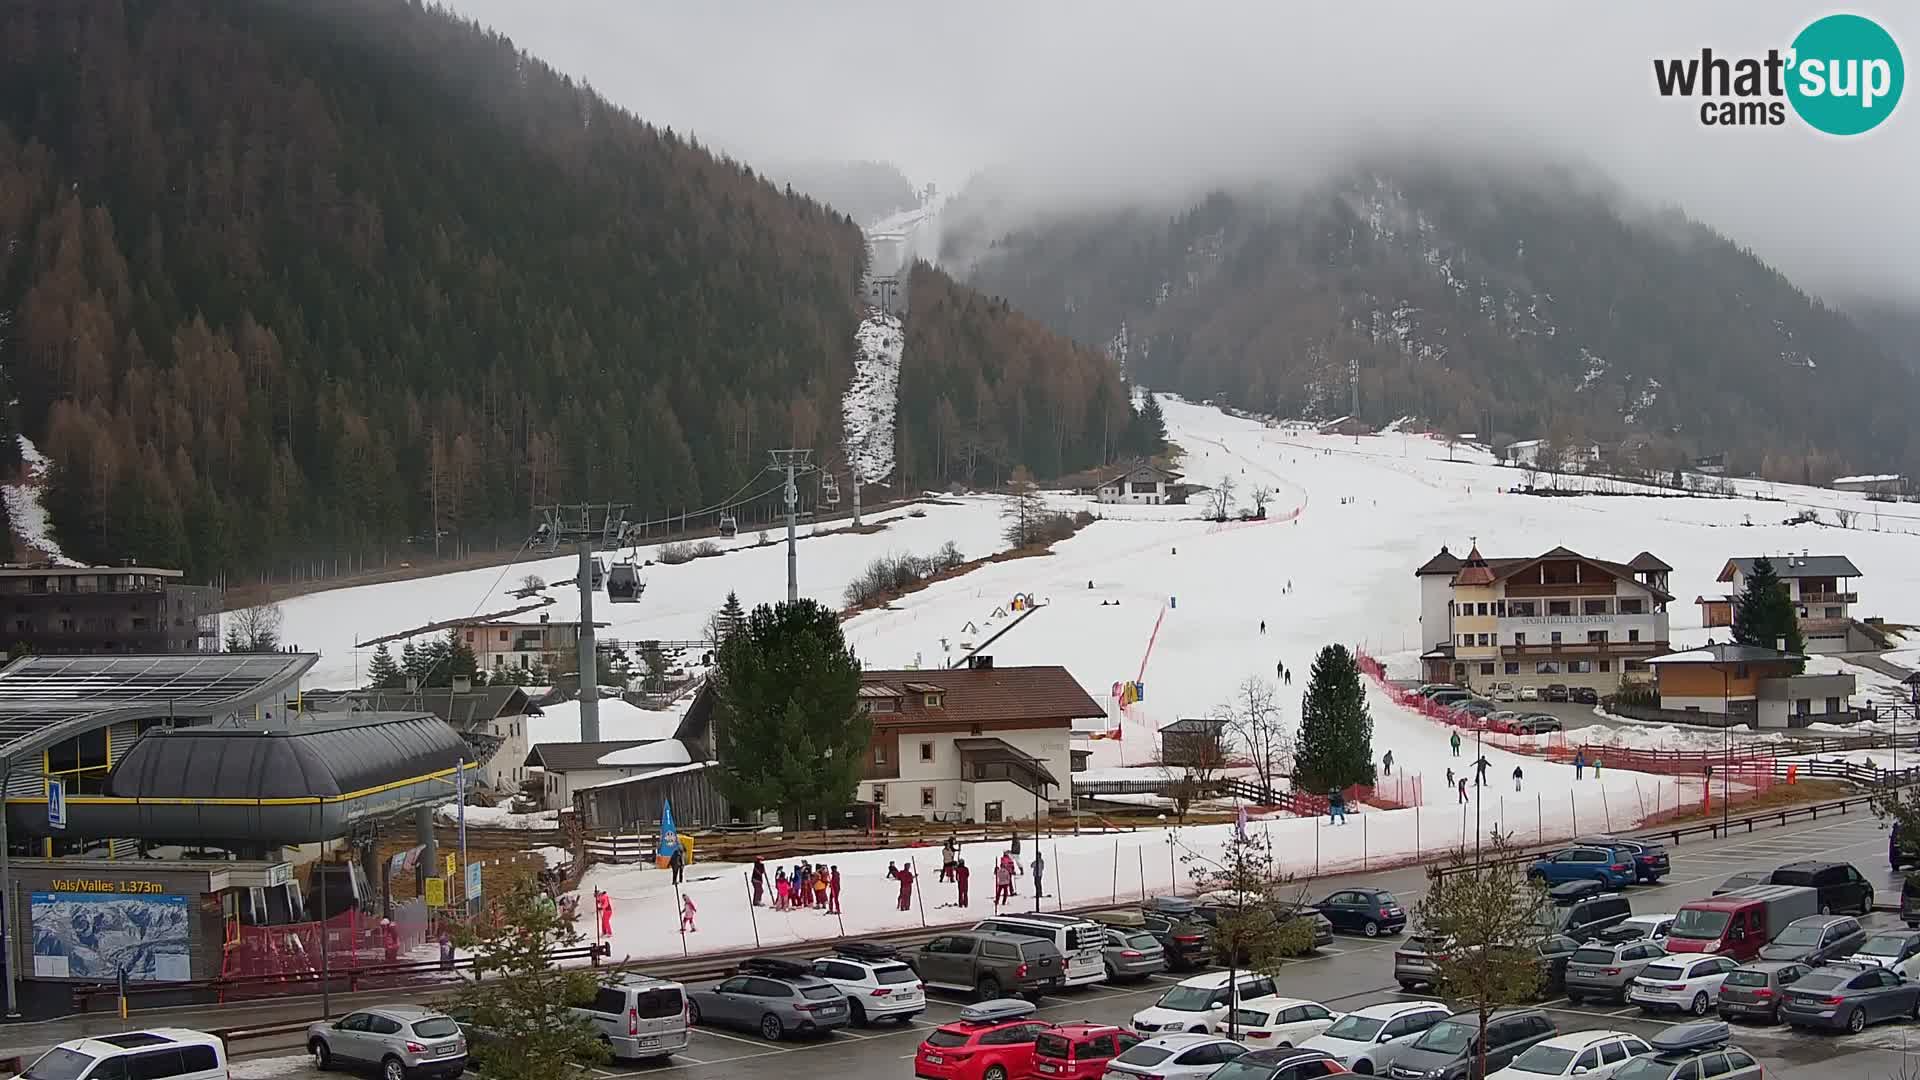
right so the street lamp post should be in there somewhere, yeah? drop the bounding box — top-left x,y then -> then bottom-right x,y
1722,661 -> 1731,835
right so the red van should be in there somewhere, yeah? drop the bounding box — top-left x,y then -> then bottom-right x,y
1667,885 -> 1818,961
1031,1024 -> 1141,1080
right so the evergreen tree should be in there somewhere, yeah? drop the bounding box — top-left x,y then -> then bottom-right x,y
639,641 -> 670,693
449,880 -> 608,1080
710,591 -> 747,645
1181,826 -> 1313,1037
710,599 -> 867,828
1129,393 -> 1168,456
366,643 -> 402,689
1294,643 -> 1377,791
1731,556 -> 1805,670
400,639 -> 428,688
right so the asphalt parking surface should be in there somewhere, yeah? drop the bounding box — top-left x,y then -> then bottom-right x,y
230,811 -> 1918,1080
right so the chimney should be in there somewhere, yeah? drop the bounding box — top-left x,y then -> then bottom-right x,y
452,675 -> 472,694
969,655 -> 994,670
1776,636 -> 1787,654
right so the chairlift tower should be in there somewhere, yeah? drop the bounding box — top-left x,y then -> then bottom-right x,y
534,503 -> 632,553
767,450 -> 816,603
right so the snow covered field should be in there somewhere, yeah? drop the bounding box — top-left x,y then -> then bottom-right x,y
844,312 -> 904,484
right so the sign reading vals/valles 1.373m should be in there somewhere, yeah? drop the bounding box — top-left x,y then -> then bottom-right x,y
48,878 -> 170,894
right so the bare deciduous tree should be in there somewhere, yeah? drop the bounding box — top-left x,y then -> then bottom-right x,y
1249,484 -> 1274,517
1220,676 -> 1292,797
1834,508 -> 1856,529
1207,475 -> 1238,520
518,573 -> 546,593
1420,829 -> 1553,1080
223,602 -> 283,652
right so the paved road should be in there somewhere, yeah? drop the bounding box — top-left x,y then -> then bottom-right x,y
60,809 -> 1909,1080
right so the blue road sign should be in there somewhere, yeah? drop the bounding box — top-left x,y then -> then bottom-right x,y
47,778 -> 66,830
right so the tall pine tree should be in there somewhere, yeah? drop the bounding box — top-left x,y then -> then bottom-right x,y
1731,556 -> 1806,670
1294,643 -> 1376,791
366,643 -> 402,689
1129,392 -> 1168,456
710,599 -> 867,828
711,591 -> 747,645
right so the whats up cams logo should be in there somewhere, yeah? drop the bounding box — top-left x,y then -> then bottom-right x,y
1654,13 -> 1904,134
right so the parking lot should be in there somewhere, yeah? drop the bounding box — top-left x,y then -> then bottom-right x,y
221,811 -> 1920,1080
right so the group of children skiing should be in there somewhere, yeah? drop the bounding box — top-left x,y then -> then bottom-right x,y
750,857 -> 842,913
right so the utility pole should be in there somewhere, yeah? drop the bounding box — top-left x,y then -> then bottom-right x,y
767,450 -> 815,603
851,466 -> 863,527
577,542 -> 600,742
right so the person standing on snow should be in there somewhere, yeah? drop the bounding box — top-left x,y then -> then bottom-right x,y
1032,851 -> 1046,899
680,895 -> 698,933
751,858 -> 767,906
1574,751 -> 1586,780
955,859 -> 971,907
941,836 -> 959,882
669,845 -> 685,885
1512,765 -> 1524,792
829,865 -> 842,914
1474,755 -> 1491,786
1446,766 -> 1455,788
1260,620 -> 1266,634
993,857 -> 1013,906
1450,731 -> 1462,757
774,868 -> 791,910
1457,777 -> 1470,804
896,863 -> 915,911
1382,749 -> 1394,775
1327,787 -> 1347,825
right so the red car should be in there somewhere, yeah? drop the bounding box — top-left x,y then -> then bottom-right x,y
915,1000 -> 1052,1080
1032,1023 -> 1143,1080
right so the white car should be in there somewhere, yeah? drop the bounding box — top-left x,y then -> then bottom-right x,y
1850,930 -> 1920,978
1601,914 -> 1676,944
1491,684 -> 1519,702
1629,955 -> 1738,1016
1131,970 -> 1279,1034
1212,996 -> 1339,1049
1487,1030 -> 1652,1079
1102,1034 -> 1250,1080
807,954 -> 924,1025
1519,687 -> 1541,701
1299,1001 -> 1451,1074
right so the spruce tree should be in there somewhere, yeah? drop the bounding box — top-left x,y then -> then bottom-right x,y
1731,556 -> 1805,670
1130,392 -> 1168,455
1294,643 -> 1377,791
366,643 -> 401,689
401,640 -> 427,687
713,591 -> 746,643
710,598 -> 867,828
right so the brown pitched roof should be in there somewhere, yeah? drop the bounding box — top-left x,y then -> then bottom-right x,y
1628,552 -> 1673,572
524,740 -> 652,771
1415,546 -> 1463,576
1452,546 -> 1495,586
1476,547 -> 1675,603
859,665 -> 1104,728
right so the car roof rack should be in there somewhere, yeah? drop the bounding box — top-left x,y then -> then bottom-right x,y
833,942 -> 902,962
1649,1021 -> 1731,1054
737,957 -> 813,978
957,999 -> 1039,1024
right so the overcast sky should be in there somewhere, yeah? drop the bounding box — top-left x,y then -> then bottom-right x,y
443,1 -> 1915,305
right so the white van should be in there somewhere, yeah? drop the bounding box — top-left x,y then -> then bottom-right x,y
570,975 -> 690,1061
971,913 -> 1109,987
19,1029 -> 227,1080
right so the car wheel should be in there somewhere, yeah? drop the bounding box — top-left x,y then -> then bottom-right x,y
309,1040 -> 333,1071
1847,1007 -> 1867,1034
688,1000 -> 704,1025
1363,920 -> 1380,938
1398,981 -> 1419,991
848,999 -> 867,1027
1690,993 -> 1709,1017
975,976 -> 1003,1002
382,1057 -> 407,1080
1351,1059 -> 1373,1075
1820,903 -> 1833,915
984,1068 -> 1008,1080
760,1013 -> 785,1041
1566,992 -> 1583,1005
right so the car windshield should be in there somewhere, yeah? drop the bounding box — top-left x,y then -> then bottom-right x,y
412,1017 -> 461,1038
1724,970 -> 1770,987
1641,964 -> 1686,980
1411,1020 -> 1474,1053
1508,1045 -> 1577,1074
876,965 -> 918,984
1572,948 -> 1617,965
1156,986 -> 1219,1011
925,1030 -> 971,1049
1670,909 -> 1730,940
1613,1057 -> 1677,1080
1792,973 -> 1846,991
1126,933 -> 1161,950
1322,1015 -> 1385,1041
22,1049 -> 94,1080
1861,937 -> 1908,957
1772,926 -> 1823,947
1116,1045 -> 1174,1067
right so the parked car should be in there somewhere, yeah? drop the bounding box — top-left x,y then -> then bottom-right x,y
1629,955 -> 1738,1016
1756,914 -> 1866,966
1100,926 -> 1168,981
1570,687 -> 1600,705
1711,871 -> 1770,896
1415,684 -> 1464,699
1392,933 -> 1451,991
25,1030 -> 229,1080
1594,913 -> 1675,946
1132,970 -> 1280,1034
908,930 -> 1065,1001
1485,710 -> 1526,731
1537,891 -> 1633,942
1852,929 -> 1920,979
1716,961 -> 1812,1024
1565,939 -> 1671,1005
1101,1034 -> 1250,1080
1513,715 -> 1563,734
570,975 -> 691,1061
1575,836 -> 1670,883
1545,684 -> 1571,703
1490,684 -> 1519,702
1605,1022 -> 1761,1080
1384,1008 -> 1557,1080
1780,961 -> 1920,1033
306,1006 -> 467,1080
1490,935 -> 1581,996
914,999 -> 1051,1080
1213,997 -> 1339,1050
1206,1047 -> 1346,1080
1429,690 -> 1474,708
1299,1001 -> 1450,1075
810,950 -> 925,1026
971,914 -> 1111,988
688,958 -> 849,1040
1312,887 -> 1408,937
1770,860 -> 1875,915
1458,700 -> 1498,719
1903,874 -> 1920,929
1111,907 -> 1213,971
1519,686 -> 1541,702
1546,879 -> 1606,906
1486,1029 -> 1653,1080
1530,845 -> 1637,888
1666,885 -> 1819,961
1032,1023 -> 1142,1080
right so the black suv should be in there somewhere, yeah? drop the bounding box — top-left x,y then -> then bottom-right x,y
1535,892 -> 1632,942
1387,1008 -> 1556,1079
1771,861 -> 1873,915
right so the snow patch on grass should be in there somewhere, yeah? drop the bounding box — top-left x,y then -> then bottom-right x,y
844,312 -> 903,483
3,435 -> 82,566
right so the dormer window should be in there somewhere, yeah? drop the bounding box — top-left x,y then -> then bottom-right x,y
925,693 -> 944,708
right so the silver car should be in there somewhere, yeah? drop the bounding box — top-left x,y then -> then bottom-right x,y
1566,939 -> 1669,1005
308,1005 -> 466,1080
1103,927 -> 1169,980
688,958 -> 849,1040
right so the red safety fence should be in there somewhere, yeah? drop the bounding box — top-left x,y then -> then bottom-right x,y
220,898 -> 433,987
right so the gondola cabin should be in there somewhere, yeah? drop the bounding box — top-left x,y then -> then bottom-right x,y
607,562 -> 644,604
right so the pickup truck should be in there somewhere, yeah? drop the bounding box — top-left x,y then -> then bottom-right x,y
907,930 -> 1064,1001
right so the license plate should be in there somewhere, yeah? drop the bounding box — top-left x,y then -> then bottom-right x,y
927,1055 -> 944,1065
435,1046 -> 458,1057
1039,1064 -> 1059,1073
1572,969 -> 1599,977
638,1038 -> 659,1048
